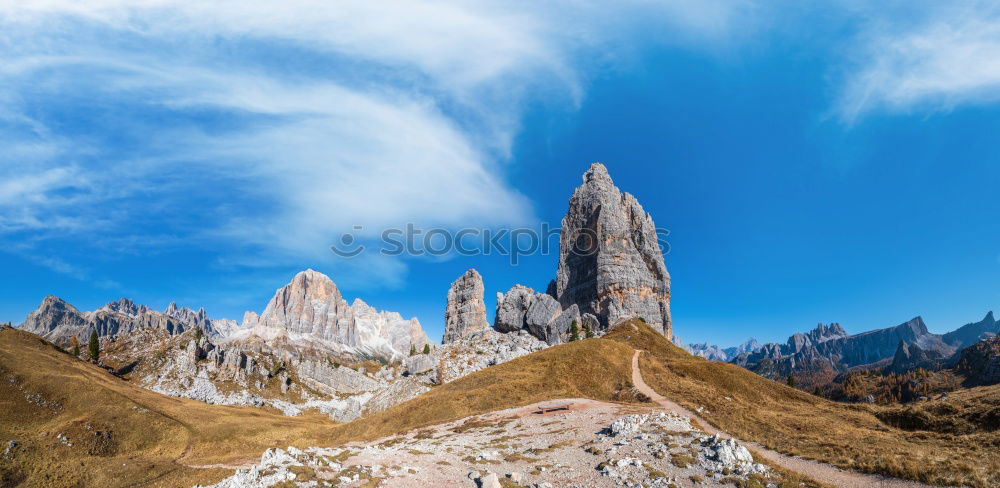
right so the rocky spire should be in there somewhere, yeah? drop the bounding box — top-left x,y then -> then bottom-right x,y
443,269 -> 488,343
555,163 -> 672,337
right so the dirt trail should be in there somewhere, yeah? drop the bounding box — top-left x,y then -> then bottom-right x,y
630,350 -> 934,488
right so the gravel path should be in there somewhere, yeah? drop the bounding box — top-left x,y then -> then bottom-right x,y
630,350 -> 935,488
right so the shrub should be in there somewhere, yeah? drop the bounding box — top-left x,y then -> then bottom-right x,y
786,375 -> 796,388
410,345 -> 416,356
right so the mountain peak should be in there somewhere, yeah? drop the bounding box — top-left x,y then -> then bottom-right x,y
582,162 -> 613,186
556,162 -> 672,337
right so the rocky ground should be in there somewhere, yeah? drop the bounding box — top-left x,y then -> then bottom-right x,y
200,399 -> 774,488
428,328 -> 548,383
101,322 -> 549,425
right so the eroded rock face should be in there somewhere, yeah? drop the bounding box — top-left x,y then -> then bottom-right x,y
555,163 -> 672,337
18,296 -> 89,344
494,285 -> 536,333
525,294 -> 562,341
18,296 -> 193,345
442,269 -> 488,343
493,285 -> 597,345
247,269 -> 430,359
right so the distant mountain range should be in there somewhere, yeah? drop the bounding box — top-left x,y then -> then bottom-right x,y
677,337 -> 763,362
20,269 -> 431,361
681,312 -> 998,388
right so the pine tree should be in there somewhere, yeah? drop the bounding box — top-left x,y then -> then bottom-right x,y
584,322 -> 594,339
195,326 -> 203,342
569,320 -> 580,342
409,344 -> 417,356
72,343 -> 80,357
423,344 -> 431,354
786,375 -> 796,388
88,330 -> 100,362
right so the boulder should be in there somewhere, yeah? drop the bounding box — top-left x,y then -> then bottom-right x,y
404,354 -> 435,376
525,294 -> 562,341
494,285 -> 536,333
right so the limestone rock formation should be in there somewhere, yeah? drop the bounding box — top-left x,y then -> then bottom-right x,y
493,285 -> 588,345
525,294 -> 562,340
555,163 -> 672,337
493,285 -> 536,333
19,296 -> 193,346
244,269 -> 431,359
18,296 -> 89,344
442,269 -> 488,343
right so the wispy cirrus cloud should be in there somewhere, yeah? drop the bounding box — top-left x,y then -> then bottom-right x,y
835,4 -> 1000,123
0,0 -> 757,287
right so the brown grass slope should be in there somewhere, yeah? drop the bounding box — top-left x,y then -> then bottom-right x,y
0,328 -> 340,488
330,337 -> 642,443
604,319 -> 1000,488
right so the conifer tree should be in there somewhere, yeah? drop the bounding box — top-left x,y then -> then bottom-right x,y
569,320 -> 580,342
423,344 -> 431,354
88,330 -> 100,362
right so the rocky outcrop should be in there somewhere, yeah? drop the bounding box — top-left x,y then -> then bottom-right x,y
493,285 -> 536,333
432,328 -> 547,383
555,163 -> 671,337
887,340 -> 945,374
493,285 -> 598,345
955,337 -> 1000,387
442,269 -> 488,343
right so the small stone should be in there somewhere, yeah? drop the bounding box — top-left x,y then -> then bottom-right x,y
477,472 -> 501,488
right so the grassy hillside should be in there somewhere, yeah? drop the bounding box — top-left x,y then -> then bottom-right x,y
0,328 -> 340,487
605,319 -> 1000,488
330,336 -> 643,442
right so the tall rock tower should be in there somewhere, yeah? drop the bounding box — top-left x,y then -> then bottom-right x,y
443,269 -> 489,343
555,163 -> 672,338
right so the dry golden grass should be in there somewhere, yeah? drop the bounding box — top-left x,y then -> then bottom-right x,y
328,337 -> 642,443
604,319 -> 1000,488
0,328 -> 341,487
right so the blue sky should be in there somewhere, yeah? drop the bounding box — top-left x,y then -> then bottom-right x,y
1,1 -> 998,346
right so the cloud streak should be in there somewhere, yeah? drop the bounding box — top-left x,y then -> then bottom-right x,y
836,4 -> 1000,122
0,0 -> 756,287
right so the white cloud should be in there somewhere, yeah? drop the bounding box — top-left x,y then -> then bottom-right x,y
0,0 -> 754,285
836,6 -> 1000,122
